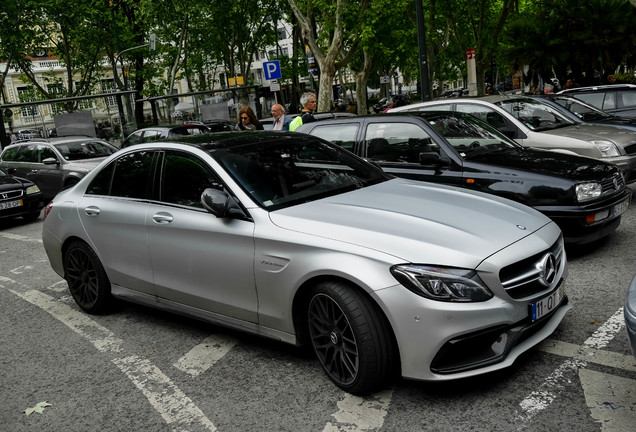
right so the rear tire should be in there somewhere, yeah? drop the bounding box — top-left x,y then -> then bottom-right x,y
63,241 -> 112,314
307,281 -> 395,394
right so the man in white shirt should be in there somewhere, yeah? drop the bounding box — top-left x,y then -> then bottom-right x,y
271,104 -> 292,131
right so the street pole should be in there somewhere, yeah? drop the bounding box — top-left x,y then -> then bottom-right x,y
415,0 -> 431,101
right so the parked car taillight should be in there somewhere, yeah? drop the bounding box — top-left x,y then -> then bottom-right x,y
44,201 -> 54,220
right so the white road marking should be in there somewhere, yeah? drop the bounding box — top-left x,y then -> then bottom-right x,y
47,279 -> 69,293
0,232 -> 42,243
1,276 -> 216,432
10,265 -> 34,274
516,308 -> 626,427
173,334 -> 237,376
115,355 -> 217,431
537,339 -> 636,373
579,369 -> 636,432
322,389 -> 393,432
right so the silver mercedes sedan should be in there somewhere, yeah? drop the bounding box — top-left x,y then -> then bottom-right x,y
41,131 -> 572,394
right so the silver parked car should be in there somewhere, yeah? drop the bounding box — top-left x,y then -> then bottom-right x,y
626,275 -> 636,360
558,84 -> 636,119
42,131 -> 571,394
389,96 -> 636,183
0,136 -> 119,202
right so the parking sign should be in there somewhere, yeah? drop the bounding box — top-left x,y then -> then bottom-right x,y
263,61 -> 282,80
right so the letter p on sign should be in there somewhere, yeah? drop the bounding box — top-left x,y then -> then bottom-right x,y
263,61 -> 282,80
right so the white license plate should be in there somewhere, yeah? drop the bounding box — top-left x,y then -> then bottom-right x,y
613,199 -> 629,217
0,199 -> 22,210
531,283 -> 565,322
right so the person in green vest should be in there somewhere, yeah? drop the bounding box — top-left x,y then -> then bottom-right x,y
289,92 -> 317,131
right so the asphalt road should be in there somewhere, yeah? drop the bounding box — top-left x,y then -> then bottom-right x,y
1,186 -> 635,432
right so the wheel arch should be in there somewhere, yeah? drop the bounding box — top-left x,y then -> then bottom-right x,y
291,274 -> 400,359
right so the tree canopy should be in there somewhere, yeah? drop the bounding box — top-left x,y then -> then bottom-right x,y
2,0 -> 636,114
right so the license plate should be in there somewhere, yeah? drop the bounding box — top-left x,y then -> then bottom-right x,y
0,199 -> 22,210
530,283 -> 565,322
613,199 -> 629,217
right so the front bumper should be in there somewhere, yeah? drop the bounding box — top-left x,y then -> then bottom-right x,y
373,222 -> 571,381
0,193 -> 43,219
539,188 -> 632,244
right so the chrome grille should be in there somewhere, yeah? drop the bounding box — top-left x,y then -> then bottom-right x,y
0,189 -> 24,201
600,172 -> 624,195
499,235 -> 564,300
624,143 -> 636,155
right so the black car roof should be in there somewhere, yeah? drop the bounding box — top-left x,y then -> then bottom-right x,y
163,130 -> 322,151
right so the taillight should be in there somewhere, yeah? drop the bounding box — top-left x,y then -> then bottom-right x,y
43,201 -> 54,220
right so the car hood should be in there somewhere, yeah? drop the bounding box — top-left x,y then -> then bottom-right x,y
542,123 -> 636,146
269,178 -> 551,266
469,147 -> 618,181
0,174 -> 34,190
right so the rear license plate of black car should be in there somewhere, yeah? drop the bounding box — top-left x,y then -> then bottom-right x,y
0,199 -> 22,210
530,283 -> 565,322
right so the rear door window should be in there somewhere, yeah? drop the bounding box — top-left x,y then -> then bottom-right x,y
87,150 -> 156,198
142,130 -> 162,142
572,92 -> 605,109
364,122 -> 438,163
308,123 -> 358,151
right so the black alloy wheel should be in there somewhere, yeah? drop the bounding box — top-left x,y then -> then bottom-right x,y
308,281 -> 395,394
64,240 -> 112,314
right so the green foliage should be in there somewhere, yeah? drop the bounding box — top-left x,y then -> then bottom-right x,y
500,0 -> 636,85
3,0 -> 636,109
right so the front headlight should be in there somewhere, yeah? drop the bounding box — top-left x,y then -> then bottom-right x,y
26,185 -> 40,194
590,140 -> 620,157
390,265 -> 493,302
575,182 -> 602,202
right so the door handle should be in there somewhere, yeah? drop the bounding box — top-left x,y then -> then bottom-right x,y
84,206 -> 100,216
152,212 -> 174,224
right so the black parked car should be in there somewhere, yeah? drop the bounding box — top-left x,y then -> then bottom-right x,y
0,167 -> 44,221
0,136 -> 118,202
297,112 -> 631,245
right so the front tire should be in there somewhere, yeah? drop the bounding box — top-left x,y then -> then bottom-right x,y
63,241 -> 112,314
308,281 -> 395,394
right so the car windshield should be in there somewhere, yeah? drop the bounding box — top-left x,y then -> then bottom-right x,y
53,140 -> 116,160
211,137 -> 390,210
552,97 -> 613,121
424,113 -> 519,158
496,98 -> 576,131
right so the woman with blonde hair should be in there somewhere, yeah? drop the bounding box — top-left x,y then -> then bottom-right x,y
236,106 -> 264,130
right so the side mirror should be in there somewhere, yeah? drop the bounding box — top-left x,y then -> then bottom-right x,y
419,152 -> 450,167
201,188 -> 249,220
42,157 -> 60,165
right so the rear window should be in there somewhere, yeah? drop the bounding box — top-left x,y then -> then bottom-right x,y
54,140 -> 116,160
1,144 -> 36,162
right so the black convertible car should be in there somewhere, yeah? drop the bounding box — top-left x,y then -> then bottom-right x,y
297,111 -> 632,245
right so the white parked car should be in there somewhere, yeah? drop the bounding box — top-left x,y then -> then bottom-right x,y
389,95 -> 636,183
